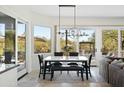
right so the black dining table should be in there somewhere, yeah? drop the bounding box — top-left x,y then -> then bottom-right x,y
43,56 -> 89,80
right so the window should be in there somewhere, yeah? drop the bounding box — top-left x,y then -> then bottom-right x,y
0,13 -> 15,64
79,29 -> 95,56
102,30 -> 118,55
0,24 -> 5,61
34,26 -> 51,53
17,21 -> 26,71
59,29 -> 77,53
121,30 -> 124,50
57,28 -> 95,56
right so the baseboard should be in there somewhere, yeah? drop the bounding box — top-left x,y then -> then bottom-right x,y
17,72 -> 28,81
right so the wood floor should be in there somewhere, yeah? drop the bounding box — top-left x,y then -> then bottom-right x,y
17,67 -> 110,87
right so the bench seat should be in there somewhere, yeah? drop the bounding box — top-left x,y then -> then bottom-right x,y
50,65 -> 84,81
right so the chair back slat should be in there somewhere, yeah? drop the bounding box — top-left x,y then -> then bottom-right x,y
38,55 -> 43,65
88,54 -> 92,66
54,52 -> 63,56
69,52 -> 78,56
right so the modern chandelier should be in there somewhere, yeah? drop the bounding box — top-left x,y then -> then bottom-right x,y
58,5 -> 88,39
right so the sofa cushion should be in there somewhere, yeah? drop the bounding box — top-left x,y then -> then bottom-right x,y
111,59 -> 124,69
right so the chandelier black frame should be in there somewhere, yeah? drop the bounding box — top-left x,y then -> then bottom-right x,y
58,5 -> 88,39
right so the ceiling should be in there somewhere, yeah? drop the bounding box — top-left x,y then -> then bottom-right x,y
26,5 -> 124,17
3,5 -> 124,18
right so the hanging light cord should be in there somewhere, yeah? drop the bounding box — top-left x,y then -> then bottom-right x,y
74,5 -> 76,30
59,5 -> 60,34
59,5 -> 76,37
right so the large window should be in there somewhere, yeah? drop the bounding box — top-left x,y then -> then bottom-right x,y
121,31 -> 124,50
34,26 -> 51,53
0,24 -> 5,60
79,29 -> 95,56
59,29 -> 77,53
58,28 -> 95,55
0,12 -> 15,64
102,30 -> 118,55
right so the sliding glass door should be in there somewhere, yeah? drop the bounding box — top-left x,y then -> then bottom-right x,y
0,12 -> 15,64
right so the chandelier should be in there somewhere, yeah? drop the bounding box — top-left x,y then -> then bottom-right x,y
58,5 -> 88,39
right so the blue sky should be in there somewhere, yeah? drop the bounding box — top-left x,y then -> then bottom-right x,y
34,26 -> 51,39
0,24 -> 5,36
0,23 -> 26,36
17,23 -> 26,36
79,29 -> 95,42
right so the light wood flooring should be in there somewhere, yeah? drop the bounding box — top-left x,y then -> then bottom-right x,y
18,67 -> 110,87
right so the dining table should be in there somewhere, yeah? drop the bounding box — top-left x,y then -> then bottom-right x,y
43,56 -> 89,80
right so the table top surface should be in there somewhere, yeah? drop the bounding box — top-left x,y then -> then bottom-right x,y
44,56 -> 88,62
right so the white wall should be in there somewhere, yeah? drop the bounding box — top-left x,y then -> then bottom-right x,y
1,6 -> 124,71
30,12 -> 55,70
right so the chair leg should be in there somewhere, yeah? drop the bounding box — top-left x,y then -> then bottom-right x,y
77,71 -> 79,77
50,70 -> 54,81
81,70 -> 84,81
60,71 -> 62,74
89,68 -> 92,77
48,68 -> 51,72
39,69 -> 41,78
39,73 -> 40,78
67,71 -> 69,74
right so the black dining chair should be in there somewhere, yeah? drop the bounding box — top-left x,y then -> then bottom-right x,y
67,52 -> 79,75
67,52 -> 79,66
38,54 -> 51,78
82,54 -> 92,77
54,52 -> 63,56
54,52 -> 64,74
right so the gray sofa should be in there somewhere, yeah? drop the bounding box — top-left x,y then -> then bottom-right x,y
99,57 -> 112,83
109,62 -> 124,87
99,57 -> 124,86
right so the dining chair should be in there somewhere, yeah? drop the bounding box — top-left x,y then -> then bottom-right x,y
38,54 -> 51,78
67,52 -> 79,75
54,52 -> 63,56
67,52 -> 79,66
69,52 -> 79,56
54,52 -> 64,74
82,54 -> 92,77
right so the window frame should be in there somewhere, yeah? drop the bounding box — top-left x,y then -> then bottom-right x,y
16,19 -> 27,72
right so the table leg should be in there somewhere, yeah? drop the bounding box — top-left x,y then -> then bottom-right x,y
85,61 -> 88,80
43,61 -> 47,79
